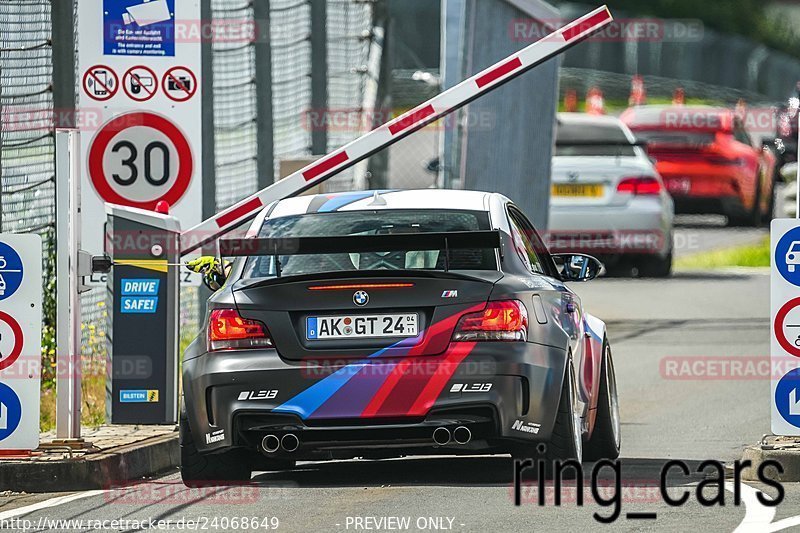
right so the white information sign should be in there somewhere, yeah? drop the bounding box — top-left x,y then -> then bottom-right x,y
77,0 -> 203,285
0,234 -> 42,450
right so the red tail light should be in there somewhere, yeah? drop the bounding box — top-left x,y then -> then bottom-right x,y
452,300 -> 528,342
617,176 -> 662,196
208,309 -> 273,351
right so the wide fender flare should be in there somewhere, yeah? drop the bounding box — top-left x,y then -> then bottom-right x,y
582,312 -> 608,415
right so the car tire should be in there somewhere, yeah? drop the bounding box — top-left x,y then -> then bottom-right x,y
544,362 -> 583,464
637,250 -> 673,278
180,407 -> 252,487
584,340 -> 621,461
728,179 -> 762,227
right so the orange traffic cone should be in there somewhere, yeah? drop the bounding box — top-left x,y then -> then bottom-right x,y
629,75 -> 647,106
586,87 -> 605,115
564,89 -> 578,112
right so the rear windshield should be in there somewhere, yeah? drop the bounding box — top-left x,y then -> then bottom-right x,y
242,210 -> 497,279
555,122 -> 637,157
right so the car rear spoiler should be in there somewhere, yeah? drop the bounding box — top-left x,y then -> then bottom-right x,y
220,230 -> 501,257
220,230 -> 502,276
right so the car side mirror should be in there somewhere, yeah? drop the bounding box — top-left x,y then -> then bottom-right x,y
552,253 -> 604,282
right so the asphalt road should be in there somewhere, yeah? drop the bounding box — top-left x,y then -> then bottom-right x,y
673,215 -> 767,258
1,222 -> 792,533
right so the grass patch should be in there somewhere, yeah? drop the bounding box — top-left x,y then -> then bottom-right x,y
557,97 -> 715,113
675,237 -> 770,269
40,374 -> 106,433
39,324 -> 200,432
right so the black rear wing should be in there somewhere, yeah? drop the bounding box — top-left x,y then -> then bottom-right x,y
219,230 -> 501,257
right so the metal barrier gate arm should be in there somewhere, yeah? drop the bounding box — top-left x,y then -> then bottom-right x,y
180,5 -> 613,256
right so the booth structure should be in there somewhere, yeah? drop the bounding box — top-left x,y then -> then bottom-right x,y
105,205 -> 181,424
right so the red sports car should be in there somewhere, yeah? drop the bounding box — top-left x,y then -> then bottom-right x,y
620,106 -> 777,226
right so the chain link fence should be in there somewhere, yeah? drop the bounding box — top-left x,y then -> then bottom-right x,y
0,1 -> 54,243
212,0 -> 259,211
271,0 -> 313,165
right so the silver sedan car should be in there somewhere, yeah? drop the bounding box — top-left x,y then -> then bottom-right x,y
547,113 -> 675,277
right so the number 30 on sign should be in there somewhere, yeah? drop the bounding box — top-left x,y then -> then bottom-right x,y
87,111 -> 194,211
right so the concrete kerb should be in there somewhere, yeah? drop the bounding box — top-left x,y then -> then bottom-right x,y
0,433 -> 179,493
741,436 -> 800,483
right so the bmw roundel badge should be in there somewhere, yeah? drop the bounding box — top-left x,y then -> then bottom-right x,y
353,290 -> 369,306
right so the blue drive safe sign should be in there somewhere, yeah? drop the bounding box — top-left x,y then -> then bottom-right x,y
103,0 -> 176,57
120,279 -> 160,314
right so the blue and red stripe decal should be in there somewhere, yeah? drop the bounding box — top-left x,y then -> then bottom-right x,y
273,304 -> 482,419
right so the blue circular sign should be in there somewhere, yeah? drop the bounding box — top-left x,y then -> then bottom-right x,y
0,241 -> 23,301
0,382 -> 22,441
775,227 -> 800,287
776,368 -> 800,427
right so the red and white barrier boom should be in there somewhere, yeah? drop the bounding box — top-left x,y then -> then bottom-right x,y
180,5 -> 613,255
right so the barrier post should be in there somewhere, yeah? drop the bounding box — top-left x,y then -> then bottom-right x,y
54,129 -> 84,442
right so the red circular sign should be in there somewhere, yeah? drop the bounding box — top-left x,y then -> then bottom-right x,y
83,65 -> 119,102
774,297 -> 800,358
122,65 -> 158,102
0,311 -> 24,371
162,66 -> 197,102
88,112 -> 193,210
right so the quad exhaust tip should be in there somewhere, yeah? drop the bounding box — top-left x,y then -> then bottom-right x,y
281,433 -> 300,453
453,426 -> 472,445
262,434 -> 280,454
433,427 -> 451,446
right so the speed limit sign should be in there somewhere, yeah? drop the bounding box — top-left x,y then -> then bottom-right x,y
87,112 -> 193,210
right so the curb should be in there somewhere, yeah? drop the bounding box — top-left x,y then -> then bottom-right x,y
741,443 -> 800,482
0,433 -> 179,493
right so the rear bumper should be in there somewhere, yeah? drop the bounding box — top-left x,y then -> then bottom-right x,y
182,341 -> 568,458
547,197 -> 673,256
656,163 -> 755,212
671,195 -> 745,216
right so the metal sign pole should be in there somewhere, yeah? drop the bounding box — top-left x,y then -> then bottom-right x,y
55,130 -> 83,441
796,113 -> 799,219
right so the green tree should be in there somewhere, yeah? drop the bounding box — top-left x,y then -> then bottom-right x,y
584,0 -> 800,58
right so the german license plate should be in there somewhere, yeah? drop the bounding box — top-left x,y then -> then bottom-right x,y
306,314 -> 419,340
552,184 -> 604,197
666,178 -> 691,195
